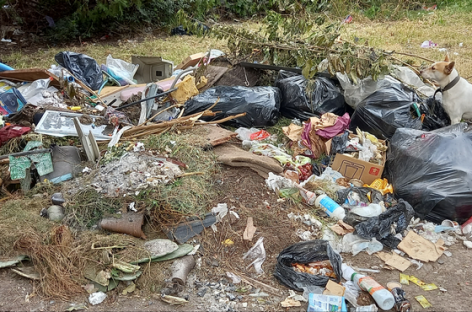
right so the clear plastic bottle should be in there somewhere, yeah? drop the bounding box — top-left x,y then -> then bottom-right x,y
315,194 -> 346,220
342,264 -> 394,310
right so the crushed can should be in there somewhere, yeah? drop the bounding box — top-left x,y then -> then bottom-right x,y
387,282 -> 411,312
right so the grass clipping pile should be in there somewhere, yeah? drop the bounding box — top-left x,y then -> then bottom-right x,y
4,126 -> 222,300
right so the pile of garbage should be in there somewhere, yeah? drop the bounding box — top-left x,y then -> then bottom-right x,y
1,45 -> 472,312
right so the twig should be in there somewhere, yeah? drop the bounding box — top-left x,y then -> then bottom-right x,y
194,112 -> 246,125
91,243 -> 127,250
232,271 -> 282,296
389,51 -> 435,63
176,172 -> 204,178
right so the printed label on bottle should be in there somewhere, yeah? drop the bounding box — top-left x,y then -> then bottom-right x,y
320,196 -> 341,214
359,276 -> 384,295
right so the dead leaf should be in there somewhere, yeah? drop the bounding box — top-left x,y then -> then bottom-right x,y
243,217 -> 257,241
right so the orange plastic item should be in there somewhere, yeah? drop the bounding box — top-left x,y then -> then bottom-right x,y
364,178 -> 394,195
250,130 -> 270,141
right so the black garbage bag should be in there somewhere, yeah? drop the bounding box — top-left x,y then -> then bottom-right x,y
55,52 -> 103,91
183,86 -> 281,127
420,96 -> 451,131
273,240 -> 342,291
385,123 -> 472,224
330,130 -> 349,155
349,82 -> 422,140
355,199 -> 415,249
336,187 -> 383,206
275,71 -> 346,120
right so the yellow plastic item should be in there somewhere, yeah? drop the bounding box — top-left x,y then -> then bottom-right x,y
415,295 -> 432,308
222,239 -> 234,246
364,178 -> 394,195
421,283 -> 438,291
399,273 -> 410,285
366,133 -> 379,144
68,106 -> 82,111
408,275 -> 426,286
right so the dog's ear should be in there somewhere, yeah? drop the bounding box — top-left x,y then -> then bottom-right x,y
444,61 -> 455,75
444,55 -> 450,62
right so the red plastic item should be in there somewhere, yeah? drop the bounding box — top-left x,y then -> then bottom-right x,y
250,130 -> 270,141
0,125 -> 30,146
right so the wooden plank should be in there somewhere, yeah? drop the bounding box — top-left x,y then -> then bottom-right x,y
199,65 -> 229,92
0,68 -> 60,87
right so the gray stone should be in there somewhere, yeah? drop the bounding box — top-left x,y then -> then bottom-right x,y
47,205 -> 64,222
227,286 -> 237,292
211,259 -> 219,267
227,293 -> 236,301
237,295 -> 243,301
143,239 -> 178,258
197,287 -> 208,297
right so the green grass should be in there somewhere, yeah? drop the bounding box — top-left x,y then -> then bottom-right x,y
2,34 -> 226,71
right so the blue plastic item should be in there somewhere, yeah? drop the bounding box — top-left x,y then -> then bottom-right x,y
0,88 -> 27,116
0,62 -> 13,72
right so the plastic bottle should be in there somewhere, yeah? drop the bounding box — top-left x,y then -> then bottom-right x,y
387,282 -> 411,312
315,194 -> 346,220
342,264 -> 394,310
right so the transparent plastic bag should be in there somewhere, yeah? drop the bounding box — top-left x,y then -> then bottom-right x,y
106,54 -> 138,85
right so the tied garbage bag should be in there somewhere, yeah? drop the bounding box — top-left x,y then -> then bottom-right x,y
275,71 -> 346,120
354,199 -> 415,249
419,97 -> 451,131
55,51 -> 103,91
386,124 -> 472,223
349,83 -> 422,140
274,240 -> 342,291
184,86 -> 281,127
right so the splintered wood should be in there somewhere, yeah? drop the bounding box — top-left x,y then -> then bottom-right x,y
120,98 -> 245,140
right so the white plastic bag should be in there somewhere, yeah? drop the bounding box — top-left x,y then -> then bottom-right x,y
235,127 -> 259,141
242,237 -> 266,274
106,54 -> 138,85
18,78 -> 51,101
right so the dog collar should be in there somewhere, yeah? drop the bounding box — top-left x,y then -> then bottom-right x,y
433,75 -> 460,99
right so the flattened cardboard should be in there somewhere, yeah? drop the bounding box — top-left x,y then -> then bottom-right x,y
397,231 -> 445,262
322,280 -> 345,296
376,252 -> 412,272
175,52 -> 206,70
332,152 -> 386,185
330,220 -> 354,236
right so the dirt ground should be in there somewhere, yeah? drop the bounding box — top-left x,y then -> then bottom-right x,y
1,165 -> 471,311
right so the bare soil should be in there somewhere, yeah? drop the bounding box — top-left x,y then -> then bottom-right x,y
0,166 -> 471,311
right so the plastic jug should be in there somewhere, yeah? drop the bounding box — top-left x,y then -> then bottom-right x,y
315,194 -> 346,220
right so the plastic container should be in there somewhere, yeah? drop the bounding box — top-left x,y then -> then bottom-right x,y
342,264 -> 394,310
315,194 -> 346,220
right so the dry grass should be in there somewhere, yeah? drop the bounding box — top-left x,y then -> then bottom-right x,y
0,196 -> 55,255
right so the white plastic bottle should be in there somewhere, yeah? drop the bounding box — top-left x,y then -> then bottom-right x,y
315,194 -> 346,220
342,264 -> 394,310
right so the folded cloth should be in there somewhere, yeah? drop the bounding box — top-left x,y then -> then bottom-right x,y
213,143 -> 284,178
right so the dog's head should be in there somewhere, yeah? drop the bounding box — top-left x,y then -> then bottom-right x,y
420,55 -> 456,82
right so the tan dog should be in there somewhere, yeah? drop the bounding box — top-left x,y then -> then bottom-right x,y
420,55 -> 472,124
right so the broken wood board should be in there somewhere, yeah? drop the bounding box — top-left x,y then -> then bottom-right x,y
323,280 -> 345,296
0,68 -> 60,87
243,217 -> 257,241
91,85 -> 129,102
376,252 -> 412,272
201,124 -> 237,147
199,65 -> 229,92
397,231 -> 445,262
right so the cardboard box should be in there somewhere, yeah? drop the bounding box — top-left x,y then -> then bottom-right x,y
331,151 -> 386,185
175,52 -> 206,70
